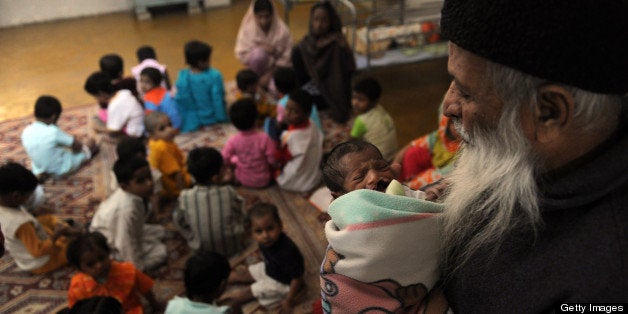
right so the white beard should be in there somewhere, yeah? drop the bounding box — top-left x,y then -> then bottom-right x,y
442,107 -> 542,274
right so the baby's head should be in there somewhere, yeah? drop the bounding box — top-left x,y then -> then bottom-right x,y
273,67 -> 297,96
116,137 -> 147,161
285,89 -> 313,126
245,203 -> 283,248
236,69 -> 259,94
113,157 -> 154,199
184,40 -> 212,70
352,77 -> 381,115
145,111 -> 175,142
66,232 -> 112,283
139,67 -> 162,94
187,147 -> 223,185
323,140 -> 395,198
136,45 -> 157,63
184,251 -> 231,303
229,98 -> 258,131
84,71 -> 116,108
0,162 -> 39,208
34,95 -> 63,124
99,54 -> 124,80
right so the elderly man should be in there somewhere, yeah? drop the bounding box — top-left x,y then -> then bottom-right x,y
437,0 -> 627,311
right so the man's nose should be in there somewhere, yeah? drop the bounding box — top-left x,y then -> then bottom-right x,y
443,82 -> 460,118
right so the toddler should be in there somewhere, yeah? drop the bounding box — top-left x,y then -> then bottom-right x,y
350,77 -> 398,161
84,71 -> 145,138
175,40 -> 227,133
99,53 -> 138,98
235,69 -> 276,123
224,203 -> 305,312
165,251 -> 235,314
140,67 -> 182,130
0,162 -> 80,274
132,45 -> 171,96
275,89 -> 323,192
66,231 -> 163,313
21,95 -> 98,178
319,140 -> 445,313
89,157 -> 167,271
145,111 -> 192,199
222,98 -> 277,188
174,147 -> 246,257
264,67 -> 321,141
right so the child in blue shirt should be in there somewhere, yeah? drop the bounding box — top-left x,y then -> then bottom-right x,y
175,40 -> 227,133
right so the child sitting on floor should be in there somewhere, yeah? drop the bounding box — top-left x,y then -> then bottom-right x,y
21,95 -> 98,179
319,140 -> 447,313
222,98 -> 277,188
84,71 -> 145,138
350,77 -> 398,161
174,147 -> 246,257
140,67 -> 181,130
235,69 -> 276,124
145,111 -> 192,199
224,203 -> 305,312
66,231 -> 163,313
132,45 -> 171,96
0,162 -> 80,274
275,89 -> 323,193
89,157 -> 167,271
175,40 -> 227,133
166,251 -> 238,314
264,67 -> 322,142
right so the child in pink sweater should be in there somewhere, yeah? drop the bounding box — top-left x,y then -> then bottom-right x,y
222,98 -> 277,188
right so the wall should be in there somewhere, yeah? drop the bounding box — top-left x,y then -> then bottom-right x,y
0,0 -> 229,28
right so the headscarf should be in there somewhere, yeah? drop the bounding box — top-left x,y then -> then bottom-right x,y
235,0 -> 292,66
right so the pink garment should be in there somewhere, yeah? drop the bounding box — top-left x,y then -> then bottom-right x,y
222,130 -> 277,188
245,47 -> 272,76
234,1 -> 292,69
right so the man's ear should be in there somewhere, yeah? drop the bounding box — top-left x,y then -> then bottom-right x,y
533,84 -> 574,143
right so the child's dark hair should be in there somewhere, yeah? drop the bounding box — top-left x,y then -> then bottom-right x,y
229,98 -> 258,131
273,67 -> 297,95
245,202 -> 281,231
184,40 -> 212,68
322,140 -> 383,193
353,77 -> 382,101
99,54 -> 124,79
136,45 -> 157,62
253,0 -> 273,14
66,231 -> 110,269
184,251 -> 231,300
69,296 -> 122,314
113,157 -> 149,184
34,95 -> 62,119
140,67 -> 162,87
84,71 -> 116,96
187,147 -> 223,184
0,162 -> 38,195
236,69 -> 259,92
288,89 -> 313,116
116,137 -> 147,161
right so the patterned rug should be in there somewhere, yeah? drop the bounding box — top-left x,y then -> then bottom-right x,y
0,104 -> 333,313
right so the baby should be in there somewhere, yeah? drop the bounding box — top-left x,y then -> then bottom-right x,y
319,140 -> 447,313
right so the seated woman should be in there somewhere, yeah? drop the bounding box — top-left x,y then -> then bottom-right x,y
291,1 -> 356,124
235,0 -> 292,88
393,102 -> 461,190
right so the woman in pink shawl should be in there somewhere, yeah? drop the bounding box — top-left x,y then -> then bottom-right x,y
235,0 -> 292,87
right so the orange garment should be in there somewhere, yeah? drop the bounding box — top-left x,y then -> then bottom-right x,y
68,261 -> 154,314
16,214 -> 69,274
148,139 -> 191,198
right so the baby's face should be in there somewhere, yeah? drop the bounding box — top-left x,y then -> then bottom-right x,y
336,148 -> 395,196
79,247 -> 111,281
139,74 -> 156,94
150,116 -> 176,142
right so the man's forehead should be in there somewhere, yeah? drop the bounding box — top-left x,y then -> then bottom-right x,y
447,44 -> 488,89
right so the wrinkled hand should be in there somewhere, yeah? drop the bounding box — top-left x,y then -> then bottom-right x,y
424,180 -> 448,201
